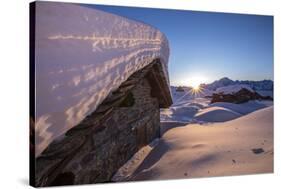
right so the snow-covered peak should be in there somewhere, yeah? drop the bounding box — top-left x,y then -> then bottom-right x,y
204,77 -> 235,90
35,2 -> 170,157
204,77 -> 273,91
215,84 -> 254,94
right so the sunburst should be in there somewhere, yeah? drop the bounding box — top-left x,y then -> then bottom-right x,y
190,84 -> 204,96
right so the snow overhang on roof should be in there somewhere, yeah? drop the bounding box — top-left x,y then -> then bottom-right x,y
34,1 -> 172,157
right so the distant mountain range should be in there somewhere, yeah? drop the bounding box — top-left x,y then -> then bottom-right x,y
201,77 -> 273,91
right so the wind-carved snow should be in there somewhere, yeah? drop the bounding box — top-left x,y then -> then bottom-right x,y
35,2 -> 170,157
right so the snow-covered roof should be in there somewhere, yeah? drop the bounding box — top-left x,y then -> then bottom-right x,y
215,84 -> 254,94
34,2 -> 171,156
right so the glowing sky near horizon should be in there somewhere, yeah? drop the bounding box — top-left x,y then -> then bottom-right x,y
85,4 -> 273,86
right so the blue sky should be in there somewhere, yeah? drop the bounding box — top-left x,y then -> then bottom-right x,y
85,4 -> 273,86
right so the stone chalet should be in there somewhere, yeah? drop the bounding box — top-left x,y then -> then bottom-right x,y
35,59 -> 172,186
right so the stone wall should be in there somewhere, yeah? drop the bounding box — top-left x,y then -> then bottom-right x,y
35,62 -> 163,186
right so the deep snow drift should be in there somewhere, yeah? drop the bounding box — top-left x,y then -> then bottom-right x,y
130,106 -> 273,181
113,83 -> 273,181
34,2 -> 170,156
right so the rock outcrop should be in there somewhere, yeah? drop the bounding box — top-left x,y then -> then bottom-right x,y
210,88 -> 273,104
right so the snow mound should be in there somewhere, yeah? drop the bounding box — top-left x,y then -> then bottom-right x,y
171,106 -> 200,121
215,84 -> 253,94
209,100 -> 271,115
35,2 -> 170,156
161,99 -> 272,123
162,85 -> 272,123
131,106 -> 273,180
194,107 -> 242,122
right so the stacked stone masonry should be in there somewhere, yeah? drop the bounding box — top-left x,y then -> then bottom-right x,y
35,60 -> 172,186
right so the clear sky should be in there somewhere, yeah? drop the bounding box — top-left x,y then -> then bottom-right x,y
85,4 -> 273,86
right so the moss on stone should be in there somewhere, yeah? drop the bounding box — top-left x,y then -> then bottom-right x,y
119,92 -> 135,107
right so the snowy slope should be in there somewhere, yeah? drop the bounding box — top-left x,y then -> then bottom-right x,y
161,85 -> 272,123
194,106 -> 242,122
204,77 -> 273,91
171,86 -> 214,105
131,107 -> 273,180
35,2 -> 170,156
204,77 -> 235,90
209,101 -> 272,115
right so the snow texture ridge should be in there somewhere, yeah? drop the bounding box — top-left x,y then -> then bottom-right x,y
35,2 -> 170,157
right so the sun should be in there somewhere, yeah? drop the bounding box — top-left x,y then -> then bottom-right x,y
187,76 -> 207,90
189,81 -> 201,90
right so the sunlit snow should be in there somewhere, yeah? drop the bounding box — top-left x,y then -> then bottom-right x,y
35,2 -> 170,157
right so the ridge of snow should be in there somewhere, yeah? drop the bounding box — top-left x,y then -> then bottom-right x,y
35,2 -> 170,156
215,84 -> 254,94
209,101 -> 272,115
204,77 -> 273,91
194,106 -> 242,122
